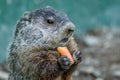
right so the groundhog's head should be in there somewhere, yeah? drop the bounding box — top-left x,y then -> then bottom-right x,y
13,7 -> 75,50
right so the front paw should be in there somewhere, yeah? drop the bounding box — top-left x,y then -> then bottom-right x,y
58,56 -> 72,70
73,50 -> 82,64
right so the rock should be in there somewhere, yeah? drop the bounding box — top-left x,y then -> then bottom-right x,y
110,64 -> 120,77
83,35 -> 100,47
95,78 -> 104,80
83,57 -> 100,66
0,70 -> 9,80
80,66 -> 101,77
83,27 -> 120,48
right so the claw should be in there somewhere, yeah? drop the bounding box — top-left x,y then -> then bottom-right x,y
73,50 -> 82,63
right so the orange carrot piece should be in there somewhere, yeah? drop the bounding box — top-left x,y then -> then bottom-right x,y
57,47 -> 74,64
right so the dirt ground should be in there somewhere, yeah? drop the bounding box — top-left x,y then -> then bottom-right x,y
0,27 -> 120,80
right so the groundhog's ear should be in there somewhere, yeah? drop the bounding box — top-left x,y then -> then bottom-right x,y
14,11 -> 32,37
20,11 -> 32,22
45,6 -> 54,9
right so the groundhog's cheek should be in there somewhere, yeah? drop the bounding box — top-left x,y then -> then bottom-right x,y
20,28 -> 43,43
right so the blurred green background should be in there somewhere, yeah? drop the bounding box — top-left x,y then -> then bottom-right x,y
0,0 -> 120,63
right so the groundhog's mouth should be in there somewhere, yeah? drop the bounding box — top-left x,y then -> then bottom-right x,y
60,38 -> 69,43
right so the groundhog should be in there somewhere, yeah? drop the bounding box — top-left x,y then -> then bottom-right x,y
8,7 -> 82,80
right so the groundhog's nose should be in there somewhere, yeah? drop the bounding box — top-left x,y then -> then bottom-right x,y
67,28 -> 74,34
65,22 -> 75,34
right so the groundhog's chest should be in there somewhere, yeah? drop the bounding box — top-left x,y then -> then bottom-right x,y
55,76 -> 62,80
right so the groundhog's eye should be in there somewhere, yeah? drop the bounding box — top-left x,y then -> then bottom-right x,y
45,17 -> 56,26
47,19 -> 54,24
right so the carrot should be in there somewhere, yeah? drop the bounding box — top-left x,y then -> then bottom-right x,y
57,47 -> 74,64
